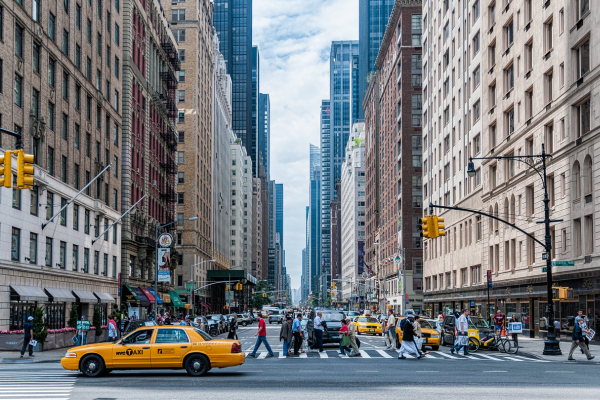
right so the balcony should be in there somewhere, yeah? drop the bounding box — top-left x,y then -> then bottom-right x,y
160,185 -> 176,203
160,158 -> 177,175
160,36 -> 180,71
160,70 -> 177,90
161,125 -> 178,150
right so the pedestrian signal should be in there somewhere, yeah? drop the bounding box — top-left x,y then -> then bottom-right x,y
17,150 -> 34,189
0,151 -> 12,188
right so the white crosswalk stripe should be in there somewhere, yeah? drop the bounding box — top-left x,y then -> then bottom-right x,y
242,349 -> 544,363
0,370 -> 77,399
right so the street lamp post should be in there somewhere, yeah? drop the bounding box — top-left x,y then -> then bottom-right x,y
187,259 -> 215,314
154,216 -> 198,313
467,143 -> 561,355
374,242 -> 406,316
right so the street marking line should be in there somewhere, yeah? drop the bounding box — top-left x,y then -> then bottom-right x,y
432,351 -> 460,359
483,370 -> 508,373
257,352 -> 267,359
512,355 -> 549,362
278,351 -> 286,358
546,371 -> 574,373
359,350 -> 371,358
423,353 -> 440,359
473,353 -> 506,361
319,351 -> 328,358
502,356 -> 524,362
415,371 -> 439,372
299,352 -> 307,358
376,350 -> 393,358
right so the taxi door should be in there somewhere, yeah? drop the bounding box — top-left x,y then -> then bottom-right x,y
112,329 -> 154,368
151,328 -> 191,368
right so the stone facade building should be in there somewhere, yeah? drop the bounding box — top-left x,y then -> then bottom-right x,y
0,0 -> 123,332
364,0 -> 423,314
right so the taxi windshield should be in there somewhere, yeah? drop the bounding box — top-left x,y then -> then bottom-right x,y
419,320 -> 433,329
469,317 -> 490,329
358,317 -> 379,323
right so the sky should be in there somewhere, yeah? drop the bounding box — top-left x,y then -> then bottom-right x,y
253,0 -> 359,291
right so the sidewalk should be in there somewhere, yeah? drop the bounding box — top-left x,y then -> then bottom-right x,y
1,348 -> 65,364
517,336 -> 600,363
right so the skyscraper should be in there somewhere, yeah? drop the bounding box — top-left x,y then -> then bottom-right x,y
251,46 -> 260,177
276,183 -> 284,253
321,41 -> 359,289
213,0 -> 253,167
308,144 -> 322,294
259,93 -> 271,180
358,0 -> 394,119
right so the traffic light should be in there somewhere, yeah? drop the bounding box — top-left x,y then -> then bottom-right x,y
225,285 -> 229,291
433,215 -> 446,237
332,282 -> 336,290
184,304 -> 191,309
262,293 -> 267,298
0,151 -> 12,188
17,150 -> 34,189
236,283 -> 243,291
419,215 -> 434,238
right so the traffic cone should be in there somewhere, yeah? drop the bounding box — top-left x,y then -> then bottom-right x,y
501,326 -> 505,337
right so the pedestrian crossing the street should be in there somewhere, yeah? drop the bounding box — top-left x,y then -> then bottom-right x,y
0,370 -> 78,400
244,349 -> 548,363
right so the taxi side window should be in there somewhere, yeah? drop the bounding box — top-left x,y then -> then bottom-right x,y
124,329 -> 154,344
444,317 -> 454,327
155,329 -> 190,344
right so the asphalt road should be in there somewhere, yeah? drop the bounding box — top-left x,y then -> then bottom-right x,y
3,324 -> 599,400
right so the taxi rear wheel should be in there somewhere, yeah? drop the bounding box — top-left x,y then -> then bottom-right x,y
80,355 -> 105,378
185,354 -> 210,377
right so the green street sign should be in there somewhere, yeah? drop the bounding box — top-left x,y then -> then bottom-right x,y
542,267 -> 547,272
552,261 -> 575,267
77,320 -> 90,330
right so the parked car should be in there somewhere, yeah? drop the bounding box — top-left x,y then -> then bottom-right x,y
236,313 -> 253,326
193,316 -> 215,336
207,314 -> 227,334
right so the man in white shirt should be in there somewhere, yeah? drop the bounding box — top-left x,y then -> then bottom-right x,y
451,309 -> 471,356
309,312 -> 324,352
385,310 -> 397,350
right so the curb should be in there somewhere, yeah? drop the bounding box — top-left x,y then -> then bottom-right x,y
1,359 -> 61,364
516,350 -> 546,360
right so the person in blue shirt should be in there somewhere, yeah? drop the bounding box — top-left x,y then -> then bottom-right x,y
310,312 -> 324,352
292,314 -> 303,355
568,318 -> 595,361
20,316 -> 34,358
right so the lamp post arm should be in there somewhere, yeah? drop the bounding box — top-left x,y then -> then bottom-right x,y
92,194 -> 147,244
470,153 -> 550,186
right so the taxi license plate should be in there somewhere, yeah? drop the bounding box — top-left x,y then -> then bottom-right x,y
369,329 -> 374,332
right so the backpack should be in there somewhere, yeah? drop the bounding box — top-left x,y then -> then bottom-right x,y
400,318 -> 408,331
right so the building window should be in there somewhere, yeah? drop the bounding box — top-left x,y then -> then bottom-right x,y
574,39 -> 590,80
575,98 -> 591,138
504,64 -> 514,93
33,43 -> 41,74
47,146 -> 55,176
544,17 -> 553,54
574,0 -> 590,22
175,29 -> 185,42
504,106 -> 514,136
63,30 -> 69,55
504,19 -> 513,50
94,251 -> 99,274
83,248 -> 89,273
14,75 -> 22,107
177,151 -> 185,164
177,193 -> 184,204
59,241 -> 66,269
45,237 -> 53,267
49,13 -> 56,41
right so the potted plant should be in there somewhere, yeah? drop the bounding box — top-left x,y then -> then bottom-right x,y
93,306 -> 103,340
32,307 -> 48,352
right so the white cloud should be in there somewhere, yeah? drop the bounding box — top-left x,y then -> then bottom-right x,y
253,0 -> 358,291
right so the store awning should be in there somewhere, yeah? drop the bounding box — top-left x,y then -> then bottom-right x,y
200,303 -> 210,310
161,292 -> 172,304
73,290 -> 98,303
129,287 -> 150,307
148,288 -> 163,304
10,285 -> 49,302
139,287 -> 155,303
44,288 -> 76,302
168,291 -> 185,308
94,292 -> 116,304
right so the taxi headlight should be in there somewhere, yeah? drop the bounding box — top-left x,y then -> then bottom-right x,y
431,334 -> 440,338
64,352 -> 77,358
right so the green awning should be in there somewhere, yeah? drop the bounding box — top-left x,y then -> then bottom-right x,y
122,285 -> 141,305
168,291 -> 185,308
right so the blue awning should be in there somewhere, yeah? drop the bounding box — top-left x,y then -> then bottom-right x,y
148,287 -> 163,305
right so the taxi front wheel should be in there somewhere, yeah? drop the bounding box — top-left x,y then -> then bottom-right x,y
80,355 -> 105,378
185,354 -> 210,377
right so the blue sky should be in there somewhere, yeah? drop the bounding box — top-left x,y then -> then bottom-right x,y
253,0 -> 359,290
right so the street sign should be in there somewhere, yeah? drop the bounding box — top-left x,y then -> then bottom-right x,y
552,261 -> 575,267
394,255 -> 402,265
542,267 -> 547,272
77,321 -> 90,330
158,233 -> 173,247
542,252 -> 550,260
488,281 -> 493,289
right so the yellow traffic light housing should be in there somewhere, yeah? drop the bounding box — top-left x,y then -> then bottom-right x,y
262,293 -> 267,298
332,282 -> 336,290
434,215 -> 446,237
225,285 -> 229,291
235,283 -> 243,291
184,304 -> 191,309
419,215 -> 435,238
17,150 -> 34,189
0,151 -> 13,188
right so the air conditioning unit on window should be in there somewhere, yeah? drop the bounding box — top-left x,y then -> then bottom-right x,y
137,168 -> 140,174
153,180 -> 157,186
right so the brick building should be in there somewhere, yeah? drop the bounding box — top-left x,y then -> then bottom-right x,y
0,0 -> 123,332
364,0 -> 423,314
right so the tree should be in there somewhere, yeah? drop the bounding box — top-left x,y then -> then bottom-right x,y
92,306 -> 103,336
67,304 -> 79,329
32,306 -> 48,344
253,280 -> 272,309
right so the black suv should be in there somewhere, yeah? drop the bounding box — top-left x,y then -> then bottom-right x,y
306,311 -> 346,345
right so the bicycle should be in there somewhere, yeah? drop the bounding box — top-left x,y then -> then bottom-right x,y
479,333 -> 518,354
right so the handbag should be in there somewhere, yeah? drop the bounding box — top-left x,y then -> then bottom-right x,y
341,334 -> 351,347
28,339 -> 37,347
458,334 -> 470,346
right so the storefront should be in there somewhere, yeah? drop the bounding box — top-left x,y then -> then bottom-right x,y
44,288 -> 76,330
9,285 -> 48,331
168,291 -> 185,315
121,285 -> 150,320
424,271 -> 600,340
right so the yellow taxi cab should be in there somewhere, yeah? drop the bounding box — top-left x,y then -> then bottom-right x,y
61,325 -> 244,377
353,316 -> 383,336
395,317 -> 441,350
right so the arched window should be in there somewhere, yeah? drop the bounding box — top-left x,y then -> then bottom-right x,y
489,206 -> 494,231
584,156 -> 593,196
494,203 -> 499,231
510,195 -> 516,224
573,161 -> 581,199
504,198 -> 509,225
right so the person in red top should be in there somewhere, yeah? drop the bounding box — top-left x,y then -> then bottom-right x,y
248,313 -> 274,358
494,310 -> 506,334
338,319 -> 351,356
